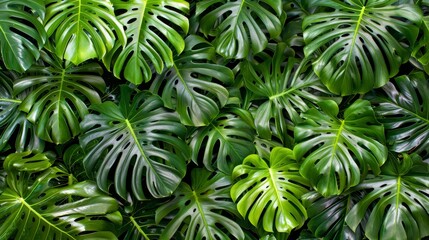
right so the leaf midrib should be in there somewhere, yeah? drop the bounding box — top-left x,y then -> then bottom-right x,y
0,98 -> 22,104
130,216 -> 150,240
192,190 -> 213,240
18,197 -> 75,239
268,168 -> 288,220
343,6 -> 366,74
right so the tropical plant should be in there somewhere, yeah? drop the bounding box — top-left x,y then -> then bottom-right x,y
0,0 -> 429,239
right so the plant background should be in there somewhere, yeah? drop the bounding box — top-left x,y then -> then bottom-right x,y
0,0 -> 429,239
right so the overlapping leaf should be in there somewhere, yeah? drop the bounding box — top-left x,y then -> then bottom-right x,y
150,35 -> 233,126
14,59 -> 106,144
368,72 -> 429,160
189,107 -> 256,174
0,72 -> 44,152
231,147 -> 309,233
346,153 -> 429,240
294,100 -> 387,196
197,0 -> 283,58
156,168 -> 244,240
243,43 -> 339,143
0,0 -> 46,72
80,85 -> 190,200
0,151 -> 122,240
303,191 -> 366,240
44,0 -> 126,65
104,0 -> 189,84
303,0 -> 422,95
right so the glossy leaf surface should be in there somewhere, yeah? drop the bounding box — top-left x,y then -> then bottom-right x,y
231,147 -> 309,233
294,100 -> 387,196
80,85 -> 190,200
156,168 -> 244,240
303,0 -> 421,95
45,0 -> 126,65
105,0 -> 189,84
197,0 -> 283,58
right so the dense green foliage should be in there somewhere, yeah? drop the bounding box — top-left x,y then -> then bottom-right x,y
0,0 -> 428,239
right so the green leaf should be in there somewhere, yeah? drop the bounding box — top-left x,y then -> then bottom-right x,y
243,43 -> 340,143
0,153 -> 121,240
150,35 -> 233,126
346,153 -> 429,240
294,100 -> 387,196
231,147 -> 309,233
412,3 -> 429,73
197,0 -> 283,58
368,72 -> 429,160
156,168 -> 245,240
13,58 -> 106,144
80,85 -> 190,200
61,144 -> 87,182
0,0 -> 46,72
0,72 -> 44,152
44,0 -> 126,65
303,0 -> 422,95
104,0 -> 189,84
303,191 -> 365,240
189,107 -> 256,174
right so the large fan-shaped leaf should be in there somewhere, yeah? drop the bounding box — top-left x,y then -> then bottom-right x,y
0,0 -> 46,72
150,35 -> 233,126
294,100 -> 387,196
412,2 -> 429,74
0,151 -> 122,240
104,0 -> 189,84
189,107 -> 256,174
13,60 -> 105,145
156,168 -> 245,240
0,72 -> 44,152
346,153 -> 429,240
243,43 -> 340,143
231,147 -> 309,233
44,0 -> 126,65
368,72 -> 429,160
303,0 -> 422,95
80,85 -> 190,200
303,191 -> 366,240
196,0 -> 283,58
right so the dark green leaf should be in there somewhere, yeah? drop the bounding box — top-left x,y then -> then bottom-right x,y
346,153 -> 429,240
156,168 -> 245,240
104,0 -> 189,84
197,0 -> 283,58
231,147 -> 309,233
80,85 -> 190,200
368,72 -> 429,160
303,0 -> 422,95
294,100 -> 387,196
150,35 -> 233,126
189,107 -> 256,174
0,0 -> 46,72
14,60 -> 106,144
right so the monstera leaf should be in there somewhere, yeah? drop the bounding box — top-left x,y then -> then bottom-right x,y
231,147 -> 309,233
13,58 -> 106,144
156,168 -> 244,240
80,85 -> 190,200
412,2 -> 429,73
294,100 -> 387,196
243,43 -> 340,143
189,107 -> 256,174
44,0 -> 126,65
303,0 -> 422,95
346,153 -> 429,240
0,72 -> 44,152
368,72 -> 429,160
303,191 -> 366,240
150,35 -> 233,126
196,0 -> 283,58
119,200 -> 171,240
0,0 -> 46,72
0,151 -> 122,240
104,0 -> 189,84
